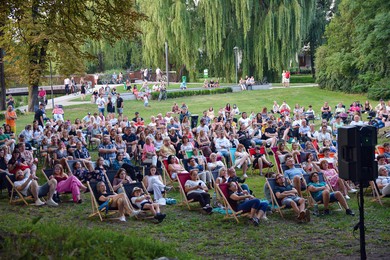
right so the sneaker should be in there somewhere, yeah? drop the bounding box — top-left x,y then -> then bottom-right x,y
242,174 -> 248,179
35,199 -> 45,207
46,199 -> 59,207
304,209 -> 311,222
345,195 -> 351,200
77,199 -> 83,204
324,209 -> 330,215
130,210 -> 140,217
237,164 -> 241,169
154,213 -> 166,221
261,216 -> 269,222
349,188 -> 358,193
119,215 -> 126,222
164,186 -> 173,192
346,209 -> 355,216
251,217 -> 259,226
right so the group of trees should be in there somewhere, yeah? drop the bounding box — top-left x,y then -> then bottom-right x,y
316,0 -> 390,99
0,0 -> 145,111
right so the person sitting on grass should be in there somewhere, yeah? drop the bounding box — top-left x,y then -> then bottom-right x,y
52,164 -> 87,203
307,172 -> 355,216
131,187 -> 166,222
274,173 -> 310,223
184,169 -> 213,214
228,181 -> 269,226
14,169 -> 58,207
96,181 -> 139,222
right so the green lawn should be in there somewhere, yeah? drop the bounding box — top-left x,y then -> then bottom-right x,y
4,86 -> 390,259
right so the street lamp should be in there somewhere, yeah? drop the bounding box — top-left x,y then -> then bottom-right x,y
233,46 -> 238,84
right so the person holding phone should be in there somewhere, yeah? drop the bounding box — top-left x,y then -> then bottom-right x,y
184,169 -> 213,214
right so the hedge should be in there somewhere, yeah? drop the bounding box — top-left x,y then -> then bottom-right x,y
151,87 -> 233,100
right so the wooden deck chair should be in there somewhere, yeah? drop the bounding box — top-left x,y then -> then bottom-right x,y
216,182 -> 250,223
5,175 -> 35,205
302,172 -> 342,210
160,158 -> 179,187
248,147 -> 273,175
87,181 -> 118,221
270,146 -> 282,174
42,168 -> 74,201
266,178 -> 287,218
369,181 -> 385,206
177,172 -> 199,210
66,159 -> 85,174
121,182 -> 154,219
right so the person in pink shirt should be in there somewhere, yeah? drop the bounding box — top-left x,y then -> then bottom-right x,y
52,164 -> 87,203
142,137 -> 158,166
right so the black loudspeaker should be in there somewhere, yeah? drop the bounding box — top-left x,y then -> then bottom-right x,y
338,125 -> 377,184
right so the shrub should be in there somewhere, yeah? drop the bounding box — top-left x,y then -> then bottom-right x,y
151,87 -> 233,100
367,78 -> 390,100
290,75 -> 316,84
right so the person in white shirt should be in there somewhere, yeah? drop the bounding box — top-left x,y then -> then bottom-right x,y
13,169 -> 58,207
238,112 -> 251,130
184,170 -> 212,214
214,131 -> 231,166
350,115 -> 364,126
96,94 -> 106,116
64,77 -> 71,95
317,125 -> 332,143
376,166 -> 390,196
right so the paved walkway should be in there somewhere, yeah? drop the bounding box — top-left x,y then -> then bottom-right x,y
16,83 -> 317,111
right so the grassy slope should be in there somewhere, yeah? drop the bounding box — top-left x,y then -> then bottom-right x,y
5,87 -> 390,259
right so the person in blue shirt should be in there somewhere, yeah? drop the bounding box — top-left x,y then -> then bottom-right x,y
283,157 -> 308,197
307,172 -> 354,216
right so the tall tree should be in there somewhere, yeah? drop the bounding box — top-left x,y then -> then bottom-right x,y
316,0 -> 390,94
0,0 -> 145,111
138,0 -> 316,81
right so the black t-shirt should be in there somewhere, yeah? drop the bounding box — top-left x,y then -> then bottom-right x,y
122,133 -> 137,143
132,117 -> 144,122
262,127 -> 276,140
116,97 -> 123,108
34,109 -> 44,126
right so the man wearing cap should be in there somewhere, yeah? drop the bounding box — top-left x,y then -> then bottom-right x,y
132,112 -> 144,123
116,93 -> 124,115
82,112 -> 93,124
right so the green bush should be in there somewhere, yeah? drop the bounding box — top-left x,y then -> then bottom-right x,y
367,78 -> 390,100
290,74 -> 316,83
151,87 -> 233,100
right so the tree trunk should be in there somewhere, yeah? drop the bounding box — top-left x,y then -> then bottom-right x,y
0,48 -> 6,111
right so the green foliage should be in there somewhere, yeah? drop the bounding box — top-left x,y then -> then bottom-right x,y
0,222 -> 190,259
150,87 -> 232,100
290,75 -> 316,83
138,0 -> 316,82
367,78 -> 390,100
315,0 -> 390,94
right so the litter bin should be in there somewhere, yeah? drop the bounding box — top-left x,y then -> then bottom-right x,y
191,114 -> 199,129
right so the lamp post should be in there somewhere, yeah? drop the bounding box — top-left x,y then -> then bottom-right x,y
233,46 -> 238,84
49,59 -> 54,108
165,41 -> 169,87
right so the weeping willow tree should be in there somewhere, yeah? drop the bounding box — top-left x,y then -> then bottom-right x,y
138,0 -> 316,81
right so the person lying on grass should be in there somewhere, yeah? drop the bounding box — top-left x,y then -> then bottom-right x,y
274,173 -> 310,223
307,172 -> 355,216
227,181 -> 269,226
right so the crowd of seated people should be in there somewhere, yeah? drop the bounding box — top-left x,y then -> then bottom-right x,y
1,96 -> 390,225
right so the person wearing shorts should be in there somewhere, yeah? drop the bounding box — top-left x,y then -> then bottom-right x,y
307,172 -> 354,216
274,174 -> 310,222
